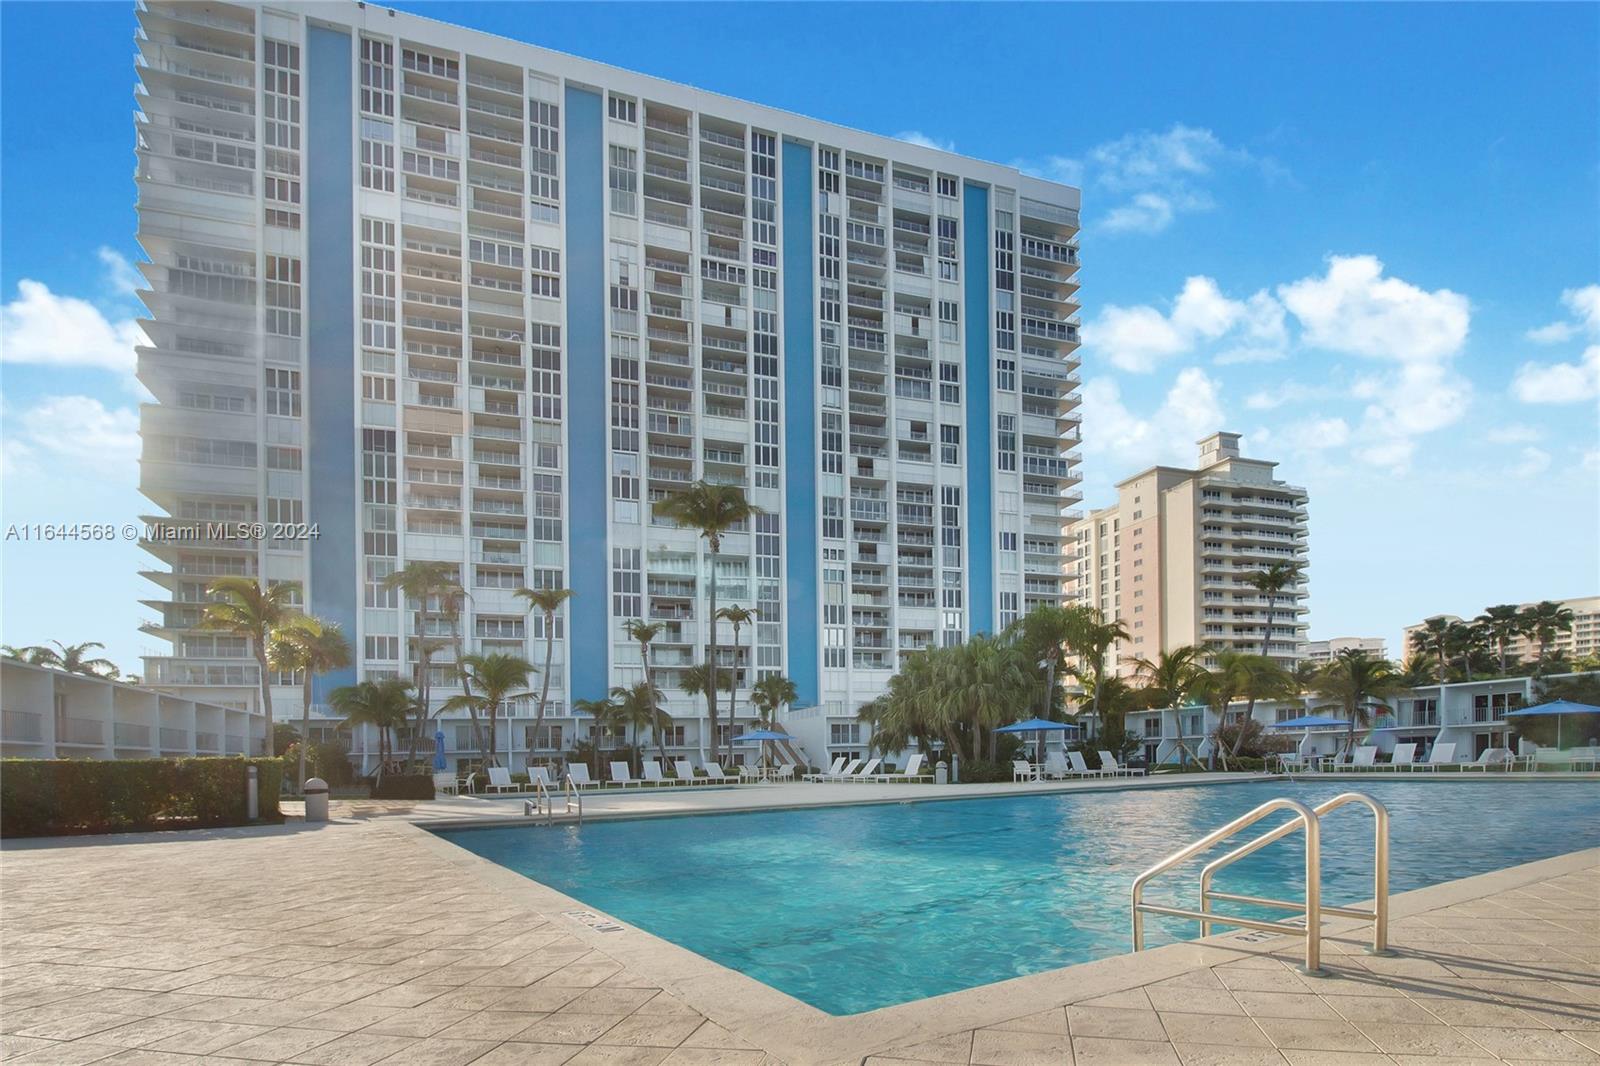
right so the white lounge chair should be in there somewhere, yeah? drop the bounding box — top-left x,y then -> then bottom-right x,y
702,762 -> 739,784
804,757 -> 846,782
566,764 -> 600,789
608,761 -> 641,788
1389,743 -> 1417,771
484,766 -> 519,794
673,759 -> 703,785
1013,759 -> 1039,782
526,766 -> 554,789
433,771 -> 459,796
641,760 -> 675,786
1068,751 -> 1107,778
1335,746 -> 1378,772
1099,750 -> 1144,777
824,758 -> 863,782
1464,747 -> 1511,772
844,757 -> 881,782
1416,742 -> 1456,771
1033,752 -> 1067,780
871,753 -> 931,782
773,763 -> 797,781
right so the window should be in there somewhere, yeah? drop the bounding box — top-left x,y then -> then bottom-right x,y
265,445 -> 301,471
529,247 -> 560,298
940,424 -> 960,465
612,547 -> 641,619
608,145 -> 637,216
264,368 -> 301,417
607,95 -> 636,123
264,256 -> 301,337
364,635 -> 399,661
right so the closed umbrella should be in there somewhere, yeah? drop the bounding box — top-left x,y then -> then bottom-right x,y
433,729 -> 447,772
994,717 -> 1079,774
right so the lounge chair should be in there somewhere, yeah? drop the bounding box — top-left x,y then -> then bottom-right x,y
608,761 -> 641,788
1099,750 -> 1144,777
773,763 -> 797,781
844,757 -> 881,782
823,758 -> 863,782
1416,742 -> 1456,771
1068,751 -> 1107,778
484,766 -> 519,794
702,762 -> 738,784
1389,743 -> 1417,771
1334,746 -> 1378,772
804,757 -> 846,782
1464,747 -> 1511,772
1277,751 -> 1307,773
872,753 -> 931,782
673,759 -> 703,785
566,764 -> 600,789
1013,759 -> 1039,782
433,771 -> 460,796
1041,752 -> 1072,780
641,760 -> 675,786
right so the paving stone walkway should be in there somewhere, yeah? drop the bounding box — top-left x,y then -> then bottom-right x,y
1,818 -> 1595,1066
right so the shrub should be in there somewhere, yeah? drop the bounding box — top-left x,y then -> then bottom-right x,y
0,757 -> 283,838
368,773 -> 434,800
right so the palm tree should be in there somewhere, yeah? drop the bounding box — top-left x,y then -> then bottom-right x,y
1395,654 -> 1438,690
1475,604 -> 1528,675
1291,658 -> 1321,694
1010,603 -> 1098,719
652,481 -> 764,764
1314,649 -> 1404,757
1521,601 -> 1576,673
715,604 -> 756,733
1065,611 -> 1131,728
678,661 -> 732,753
1444,620 -> 1486,682
443,653 -> 536,768
611,681 -> 670,766
26,640 -> 121,678
2,644 -> 51,664
1209,653 -> 1294,759
267,617 -> 351,790
329,678 -> 414,769
572,696 -> 616,775
202,577 -> 299,754
516,586 -> 574,761
751,674 -> 798,725
939,635 -> 1033,761
1410,616 -> 1453,684
1131,645 -> 1210,767
383,561 -> 462,765
1247,562 -> 1303,659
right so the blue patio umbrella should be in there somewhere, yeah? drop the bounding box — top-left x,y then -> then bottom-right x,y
735,728 -> 790,770
1504,700 -> 1600,749
433,730 -> 447,771
995,718 -> 1079,766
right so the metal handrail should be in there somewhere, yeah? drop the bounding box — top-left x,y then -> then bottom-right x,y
525,773 -> 583,825
1201,792 -> 1390,956
1132,797 -> 1324,973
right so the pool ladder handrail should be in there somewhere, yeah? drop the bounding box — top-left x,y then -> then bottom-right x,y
525,773 -> 583,825
1130,792 -> 1390,975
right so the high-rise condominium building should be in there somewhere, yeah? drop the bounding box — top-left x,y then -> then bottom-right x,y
1305,637 -> 1388,664
1402,597 -> 1600,665
133,2 -> 1083,767
1066,433 -> 1307,677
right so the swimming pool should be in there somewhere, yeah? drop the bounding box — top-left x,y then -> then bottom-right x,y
435,780 -> 1600,1015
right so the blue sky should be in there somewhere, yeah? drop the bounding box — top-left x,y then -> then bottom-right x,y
2,2 -> 1597,674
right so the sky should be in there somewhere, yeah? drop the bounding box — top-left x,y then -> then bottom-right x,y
1,2 -> 1597,675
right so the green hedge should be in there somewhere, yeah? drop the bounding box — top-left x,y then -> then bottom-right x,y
0,757 -> 283,837
369,773 -> 434,800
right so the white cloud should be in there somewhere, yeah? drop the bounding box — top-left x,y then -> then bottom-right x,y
893,130 -> 955,153
1084,276 -> 1286,373
1282,417 -> 1351,451
1510,446 -> 1552,478
1350,362 -> 1473,472
1079,366 -> 1225,473
1512,345 -> 1600,404
1278,255 -> 1469,363
2,394 -> 140,477
97,248 -> 144,297
1015,124 -> 1280,236
0,279 -> 144,374
1485,423 -> 1544,444
1526,284 -> 1600,344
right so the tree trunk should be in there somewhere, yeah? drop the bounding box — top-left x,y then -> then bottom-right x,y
727,623 -> 740,744
706,546 -> 721,764
298,670 -> 313,790
409,605 -> 428,767
533,609 -> 555,765
255,640 -> 273,758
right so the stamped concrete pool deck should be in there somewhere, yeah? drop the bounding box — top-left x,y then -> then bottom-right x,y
2,778 -> 1596,1066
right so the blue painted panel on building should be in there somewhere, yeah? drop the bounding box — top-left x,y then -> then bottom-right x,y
306,25 -> 357,696
565,86 -> 609,702
963,182 -> 995,637
782,141 -> 819,707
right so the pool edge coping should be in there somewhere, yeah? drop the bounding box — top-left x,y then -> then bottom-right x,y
394,808 -> 1600,1066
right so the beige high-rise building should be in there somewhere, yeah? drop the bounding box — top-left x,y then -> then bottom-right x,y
1402,596 -> 1600,664
1067,432 -> 1308,677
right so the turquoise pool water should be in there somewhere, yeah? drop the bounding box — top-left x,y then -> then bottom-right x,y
435,780 -> 1600,1015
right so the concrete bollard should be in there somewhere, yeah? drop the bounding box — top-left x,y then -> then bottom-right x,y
935,760 -> 948,786
246,764 -> 259,820
304,777 -> 330,823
